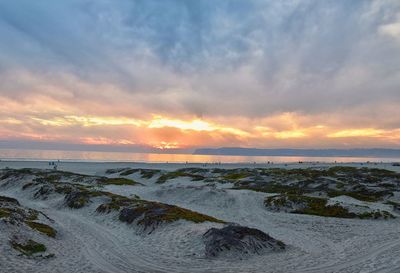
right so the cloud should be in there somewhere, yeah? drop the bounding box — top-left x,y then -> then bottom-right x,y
380,21 -> 400,40
0,0 -> 400,148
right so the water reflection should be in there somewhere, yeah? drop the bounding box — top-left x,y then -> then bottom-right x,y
0,148 -> 397,163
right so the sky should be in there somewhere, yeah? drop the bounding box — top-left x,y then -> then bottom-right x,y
0,0 -> 400,151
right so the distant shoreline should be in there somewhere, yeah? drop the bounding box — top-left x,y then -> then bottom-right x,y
1,160 -> 400,177
194,148 -> 400,158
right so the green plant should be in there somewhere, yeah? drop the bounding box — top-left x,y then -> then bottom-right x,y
26,221 -> 57,238
11,239 -> 46,256
99,177 -> 141,186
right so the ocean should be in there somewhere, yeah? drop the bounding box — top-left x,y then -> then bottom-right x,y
0,148 -> 398,164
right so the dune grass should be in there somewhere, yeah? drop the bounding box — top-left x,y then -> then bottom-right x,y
26,221 -> 57,238
100,177 -> 141,186
11,239 -> 46,256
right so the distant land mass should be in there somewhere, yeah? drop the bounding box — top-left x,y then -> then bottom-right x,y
193,148 -> 400,158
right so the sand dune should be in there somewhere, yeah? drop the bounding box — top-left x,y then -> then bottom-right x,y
1,161 -> 400,272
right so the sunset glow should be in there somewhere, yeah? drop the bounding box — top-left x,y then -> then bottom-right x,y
0,1 -> 399,151
1,109 -> 399,149
148,117 -> 216,132
327,129 -> 384,138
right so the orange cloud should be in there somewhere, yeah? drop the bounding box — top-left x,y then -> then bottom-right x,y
327,128 -> 384,138
1,104 -> 400,149
148,117 -> 215,131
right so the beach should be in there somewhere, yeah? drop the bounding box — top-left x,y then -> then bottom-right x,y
1,161 -> 400,272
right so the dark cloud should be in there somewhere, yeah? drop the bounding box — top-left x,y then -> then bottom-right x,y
0,0 -> 399,120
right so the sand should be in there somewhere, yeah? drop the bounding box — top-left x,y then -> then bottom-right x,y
1,160 -> 400,273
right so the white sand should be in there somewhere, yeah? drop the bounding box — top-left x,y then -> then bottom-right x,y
1,161 -> 400,273
1,160 -> 399,176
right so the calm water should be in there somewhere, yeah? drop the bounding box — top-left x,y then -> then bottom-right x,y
0,148 -> 398,164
